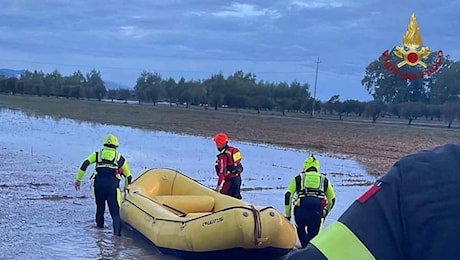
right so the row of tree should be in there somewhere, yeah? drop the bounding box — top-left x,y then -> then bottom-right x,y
132,70 -> 314,114
0,69 -> 316,114
0,69 -> 106,101
1,48 -> 460,128
324,97 -> 460,128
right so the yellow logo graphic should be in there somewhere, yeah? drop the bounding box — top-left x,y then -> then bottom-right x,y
382,13 -> 443,80
394,13 -> 430,68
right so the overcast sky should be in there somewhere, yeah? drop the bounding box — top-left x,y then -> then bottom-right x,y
1,0 -> 458,101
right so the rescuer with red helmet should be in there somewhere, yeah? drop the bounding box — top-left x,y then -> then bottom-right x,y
213,132 -> 243,199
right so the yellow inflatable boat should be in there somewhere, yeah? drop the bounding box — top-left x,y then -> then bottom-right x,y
120,168 -> 296,259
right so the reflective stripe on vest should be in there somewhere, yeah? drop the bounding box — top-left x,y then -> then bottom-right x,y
96,148 -> 119,170
311,221 -> 375,260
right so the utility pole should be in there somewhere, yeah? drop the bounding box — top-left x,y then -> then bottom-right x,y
311,56 -> 321,117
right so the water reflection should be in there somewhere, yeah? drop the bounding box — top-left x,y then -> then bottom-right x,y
0,108 -> 374,259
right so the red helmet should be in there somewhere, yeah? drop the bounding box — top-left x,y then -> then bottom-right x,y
213,132 -> 228,148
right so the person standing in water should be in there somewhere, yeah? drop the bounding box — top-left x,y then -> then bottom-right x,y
213,132 -> 243,199
74,134 -> 132,236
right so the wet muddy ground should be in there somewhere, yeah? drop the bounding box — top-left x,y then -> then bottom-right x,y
0,109 -> 372,259
3,95 -> 460,177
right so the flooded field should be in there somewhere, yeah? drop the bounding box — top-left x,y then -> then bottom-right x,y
0,108 -> 374,259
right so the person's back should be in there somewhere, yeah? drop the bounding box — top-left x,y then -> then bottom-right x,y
93,146 -> 121,186
287,143 -> 460,260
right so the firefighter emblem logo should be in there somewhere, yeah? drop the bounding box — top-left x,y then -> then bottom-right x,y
381,13 -> 443,80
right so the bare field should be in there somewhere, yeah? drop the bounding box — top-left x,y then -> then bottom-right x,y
2,94 -> 459,176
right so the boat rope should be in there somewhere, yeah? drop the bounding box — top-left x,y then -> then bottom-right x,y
249,205 -> 262,246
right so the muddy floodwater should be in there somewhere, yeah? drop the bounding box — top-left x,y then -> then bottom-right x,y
0,109 -> 375,259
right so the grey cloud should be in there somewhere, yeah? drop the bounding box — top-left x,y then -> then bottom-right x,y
288,0 -> 354,9
209,3 -> 281,19
0,0 -> 458,101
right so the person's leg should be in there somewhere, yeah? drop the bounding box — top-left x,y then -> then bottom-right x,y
107,187 -> 122,236
234,175 -> 242,199
220,180 -> 232,195
305,212 -> 322,243
94,185 -> 106,228
226,176 -> 242,199
294,206 -> 308,248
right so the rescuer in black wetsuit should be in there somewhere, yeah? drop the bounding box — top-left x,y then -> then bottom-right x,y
74,134 -> 132,236
286,143 -> 460,259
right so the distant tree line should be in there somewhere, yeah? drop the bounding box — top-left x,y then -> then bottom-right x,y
0,69 -> 108,101
132,70 -> 315,116
0,69 -> 316,115
1,52 -> 460,128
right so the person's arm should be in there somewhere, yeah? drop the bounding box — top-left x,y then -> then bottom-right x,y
324,178 -> 335,213
75,152 -> 97,190
231,147 -> 242,171
284,177 -> 297,220
215,154 -> 226,192
118,155 -> 132,189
